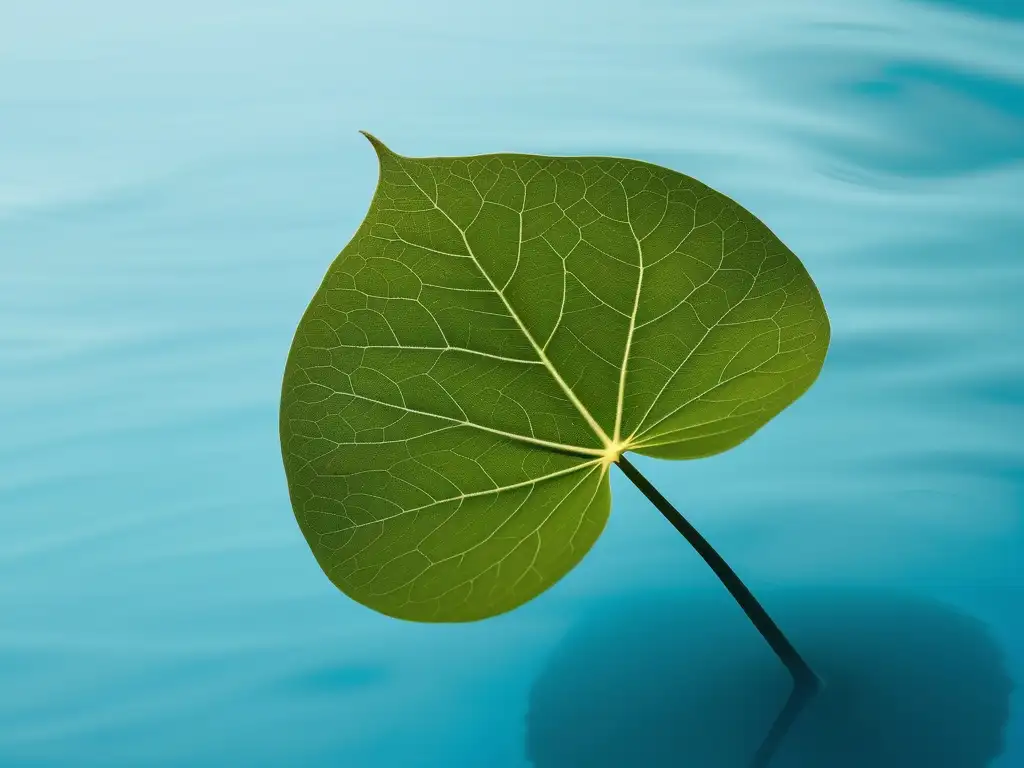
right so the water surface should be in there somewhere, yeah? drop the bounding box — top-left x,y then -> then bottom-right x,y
2,1 -> 1022,765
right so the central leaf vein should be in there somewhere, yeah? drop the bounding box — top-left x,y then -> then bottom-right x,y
395,158 -> 614,450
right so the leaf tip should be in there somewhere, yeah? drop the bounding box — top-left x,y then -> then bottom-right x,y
359,130 -> 397,160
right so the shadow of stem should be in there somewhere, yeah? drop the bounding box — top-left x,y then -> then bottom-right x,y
752,678 -> 822,767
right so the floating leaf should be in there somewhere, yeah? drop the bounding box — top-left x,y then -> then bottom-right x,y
279,134 -> 830,622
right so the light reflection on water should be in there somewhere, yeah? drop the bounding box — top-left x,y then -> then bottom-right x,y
1,1 -> 1021,765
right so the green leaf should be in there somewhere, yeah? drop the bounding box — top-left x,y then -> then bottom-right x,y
279,134 -> 830,622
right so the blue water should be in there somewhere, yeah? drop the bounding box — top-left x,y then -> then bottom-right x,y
2,1 -> 1022,766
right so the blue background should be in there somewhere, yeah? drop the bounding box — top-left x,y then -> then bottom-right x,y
2,0 -> 1021,765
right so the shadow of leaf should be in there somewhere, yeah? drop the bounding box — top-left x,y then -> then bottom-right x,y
527,588 -> 1013,767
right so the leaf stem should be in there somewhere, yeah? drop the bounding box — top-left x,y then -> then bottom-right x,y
614,453 -> 821,766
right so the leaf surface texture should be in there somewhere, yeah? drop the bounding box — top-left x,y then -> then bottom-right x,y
280,136 -> 830,621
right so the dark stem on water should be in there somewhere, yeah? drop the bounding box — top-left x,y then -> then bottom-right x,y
615,453 -> 821,767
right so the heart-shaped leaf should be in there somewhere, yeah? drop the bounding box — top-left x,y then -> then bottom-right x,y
280,134 -> 830,621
